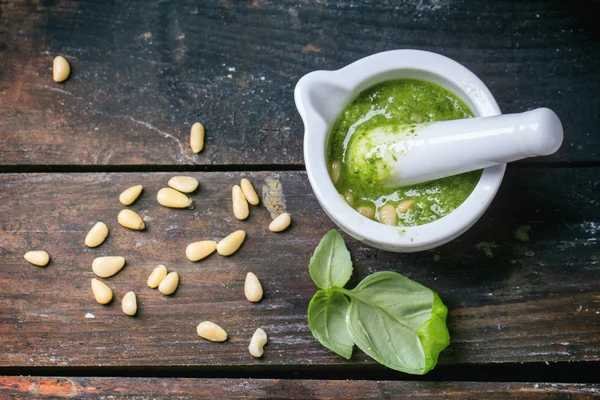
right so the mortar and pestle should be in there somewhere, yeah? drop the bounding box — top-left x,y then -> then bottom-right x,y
295,50 -> 563,252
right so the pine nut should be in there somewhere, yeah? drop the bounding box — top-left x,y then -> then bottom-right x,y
240,178 -> 259,205
157,187 -> 192,208
85,222 -> 109,248
378,204 -> 398,226
52,56 -> 70,82
119,185 -> 143,206
248,328 -> 268,358
168,176 -> 199,193
158,272 -> 179,295
148,265 -> 168,288
343,191 -> 354,206
186,240 -> 217,261
190,122 -> 205,153
330,161 -> 341,184
118,209 -> 145,230
397,200 -> 415,213
357,205 -> 375,219
217,230 -> 246,256
91,278 -> 112,304
196,321 -> 227,342
244,272 -> 263,302
92,256 -> 125,278
232,185 -> 249,220
269,212 -> 291,232
24,251 -> 50,267
122,291 -> 137,316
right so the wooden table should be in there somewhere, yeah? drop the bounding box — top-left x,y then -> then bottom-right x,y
1,0 -> 599,398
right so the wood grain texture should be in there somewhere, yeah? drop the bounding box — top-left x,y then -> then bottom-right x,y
1,377 -> 599,399
1,0 -> 598,166
0,170 -> 598,369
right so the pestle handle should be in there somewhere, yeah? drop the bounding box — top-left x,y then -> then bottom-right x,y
369,108 -> 564,187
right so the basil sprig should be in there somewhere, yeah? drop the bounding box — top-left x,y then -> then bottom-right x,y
307,230 -> 450,375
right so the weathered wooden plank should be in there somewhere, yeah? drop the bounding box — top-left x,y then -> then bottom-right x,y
0,169 -> 598,368
1,377 -> 599,399
0,0 -> 598,166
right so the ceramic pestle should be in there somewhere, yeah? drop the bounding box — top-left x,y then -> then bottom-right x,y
345,107 -> 563,188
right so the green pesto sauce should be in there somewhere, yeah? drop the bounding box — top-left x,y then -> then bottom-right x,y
328,79 -> 482,227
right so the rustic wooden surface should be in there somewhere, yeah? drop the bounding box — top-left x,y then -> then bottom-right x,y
1,0 -> 599,166
1,0 -> 599,396
0,170 -> 598,369
1,377 -> 599,399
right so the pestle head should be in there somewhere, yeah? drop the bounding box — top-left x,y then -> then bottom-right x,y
345,125 -> 415,189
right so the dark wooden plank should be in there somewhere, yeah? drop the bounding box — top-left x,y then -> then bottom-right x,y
0,0 -> 598,166
0,169 -> 598,368
1,377 -> 599,399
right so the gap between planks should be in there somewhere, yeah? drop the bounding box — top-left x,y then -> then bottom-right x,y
0,362 -> 599,384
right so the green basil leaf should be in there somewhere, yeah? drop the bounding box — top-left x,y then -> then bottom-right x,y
345,271 -> 450,375
417,292 -> 450,372
308,230 -> 352,289
308,290 -> 354,359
